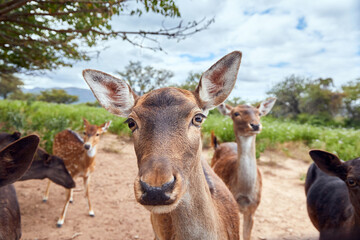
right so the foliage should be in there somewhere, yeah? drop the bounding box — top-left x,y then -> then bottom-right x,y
203,114 -> 360,161
0,73 -> 23,99
342,78 -> 360,125
0,0 -> 213,74
225,97 -> 246,106
0,100 -> 130,152
37,89 -> 79,104
175,71 -> 201,91
116,61 -> 174,95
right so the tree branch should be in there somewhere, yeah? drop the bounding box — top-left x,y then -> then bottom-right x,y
0,0 -> 30,17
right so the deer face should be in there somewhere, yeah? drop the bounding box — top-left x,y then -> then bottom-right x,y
309,150 -> 360,214
82,119 -> 111,156
218,98 -> 276,137
83,51 -> 242,214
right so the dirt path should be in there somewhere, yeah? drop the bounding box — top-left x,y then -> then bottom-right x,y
15,134 -> 318,240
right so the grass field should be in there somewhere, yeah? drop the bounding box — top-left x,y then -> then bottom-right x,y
1,99 -> 359,160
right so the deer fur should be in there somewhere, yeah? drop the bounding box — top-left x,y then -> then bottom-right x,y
305,150 -> 360,240
211,98 -> 276,240
83,51 -> 242,239
43,119 -> 111,227
0,135 -> 39,240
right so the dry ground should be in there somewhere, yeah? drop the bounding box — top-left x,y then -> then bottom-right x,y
14,133 -> 319,240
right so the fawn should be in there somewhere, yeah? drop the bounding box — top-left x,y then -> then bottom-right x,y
43,119 -> 111,227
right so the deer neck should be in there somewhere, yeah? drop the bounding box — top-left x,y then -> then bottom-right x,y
152,155 -> 219,240
235,135 -> 257,194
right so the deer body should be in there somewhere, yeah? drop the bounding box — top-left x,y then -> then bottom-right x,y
211,99 -> 276,240
44,120 -> 110,227
83,51 -> 242,239
305,150 -> 360,240
0,135 -> 40,240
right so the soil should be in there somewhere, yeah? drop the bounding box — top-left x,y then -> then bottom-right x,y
14,133 -> 319,240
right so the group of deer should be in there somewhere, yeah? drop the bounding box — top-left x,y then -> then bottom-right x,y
3,51 -> 358,239
83,50 -> 360,240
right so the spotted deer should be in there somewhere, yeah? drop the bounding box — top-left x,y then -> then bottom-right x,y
0,132 -> 75,189
0,135 -> 39,240
305,150 -> 360,240
211,98 -> 276,240
83,51 -> 242,239
43,119 -> 111,227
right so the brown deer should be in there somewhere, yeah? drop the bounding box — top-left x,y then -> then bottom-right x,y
305,150 -> 360,240
0,135 -> 39,240
211,98 -> 276,240
83,51 -> 242,239
0,132 -> 75,189
43,119 -> 111,227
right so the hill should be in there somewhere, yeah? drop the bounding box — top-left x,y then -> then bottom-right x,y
23,87 -> 96,103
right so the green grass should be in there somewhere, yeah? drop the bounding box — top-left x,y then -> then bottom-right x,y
1,99 -> 360,161
203,114 -> 360,160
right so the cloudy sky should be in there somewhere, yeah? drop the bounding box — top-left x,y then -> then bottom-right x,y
22,0 -> 360,102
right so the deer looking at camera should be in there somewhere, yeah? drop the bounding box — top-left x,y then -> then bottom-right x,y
43,119 -> 111,227
211,98 -> 276,240
305,150 -> 360,240
0,135 -> 39,240
83,51 -> 242,239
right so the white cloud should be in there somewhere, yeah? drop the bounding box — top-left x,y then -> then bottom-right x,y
21,0 -> 360,102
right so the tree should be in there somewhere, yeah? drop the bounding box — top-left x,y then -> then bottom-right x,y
0,0 -> 213,74
342,78 -> 360,124
0,73 -> 23,99
37,89 -> 78,104
175,71 -> 201,91
8,91 -> 37,101
116,61 -> 174,95
267,75 -> 307,118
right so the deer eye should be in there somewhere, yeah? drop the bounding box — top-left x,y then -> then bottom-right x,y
96,133 -> 100,136
125,118 -> 137,132
83,131 -> 86,135
347,178 -> 357,187
192,114 -> 206,127
234,112 -> 240,117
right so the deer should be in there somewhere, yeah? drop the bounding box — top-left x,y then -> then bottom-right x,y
82,51 -> 242,239
210,98 -> 276,240
0,131 -> 75,189
305,150 -> 360,240
0,135 -> 40,240
43,119 -> 111,227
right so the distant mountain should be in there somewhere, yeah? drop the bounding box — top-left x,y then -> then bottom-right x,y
23,87 -> 96,104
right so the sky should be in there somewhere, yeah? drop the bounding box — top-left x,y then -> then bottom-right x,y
22,0 -> 360,102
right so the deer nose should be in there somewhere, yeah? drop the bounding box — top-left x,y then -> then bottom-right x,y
250,123 -> 260,131
84,143 -> 91,150
139,176 -> 176,205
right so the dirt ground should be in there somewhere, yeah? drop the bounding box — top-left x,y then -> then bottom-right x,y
14,133 -> 319,240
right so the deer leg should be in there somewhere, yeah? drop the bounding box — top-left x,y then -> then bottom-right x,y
57,188 -> 72,227
69,188 -> 74,203
243,211 -> 254,240
42,180 -> 51,202
83,175 -> 94,217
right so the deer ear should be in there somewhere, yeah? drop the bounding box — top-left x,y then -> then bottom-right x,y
0,135 -> 39,187
195,51 -> 242,114
258,97 -> 277,116
100,121 -> 112,133
11,131 -> 21,140
309,150 -> 347,181
217,103 -> 233,116
83,69 -> 138,118
83,118 -> 90,127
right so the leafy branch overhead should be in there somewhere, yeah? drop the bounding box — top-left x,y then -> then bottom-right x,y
0,0 -> 214,74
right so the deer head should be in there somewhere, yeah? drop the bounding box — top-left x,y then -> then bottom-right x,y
82,118 -> 111,155
0,135 -> 39,187
83,51 -> 242,214
218,97 -> 276,136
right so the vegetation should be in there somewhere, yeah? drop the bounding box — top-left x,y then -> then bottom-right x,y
0,73 -> 23,99
116,61 -> 174,95
1,99 -> 360,161
0,0 -> 213,74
